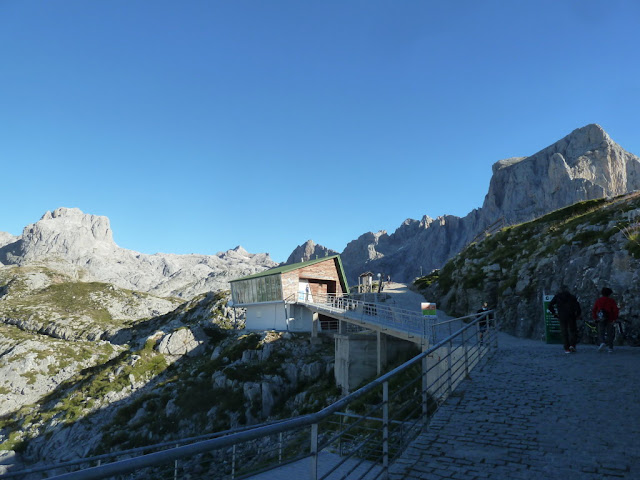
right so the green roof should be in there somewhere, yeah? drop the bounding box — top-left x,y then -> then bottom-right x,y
230,255 -> 350,293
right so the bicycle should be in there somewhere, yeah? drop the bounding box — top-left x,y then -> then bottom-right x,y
578,318 -> 599,345
579,317 -> 633,346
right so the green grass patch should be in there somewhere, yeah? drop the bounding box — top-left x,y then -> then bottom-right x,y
414,270 -> 440,290
627,232 -> 640,259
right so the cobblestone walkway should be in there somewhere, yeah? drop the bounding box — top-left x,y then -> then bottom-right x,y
390,333 -> 640,480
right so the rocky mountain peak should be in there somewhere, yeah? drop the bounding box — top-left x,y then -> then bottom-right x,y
1,209 -> 278,299
482,124 -> 640,225
29,207 -> 115,246
6,208 -> 117,268
285,240 -> 339,264
231,245 -> 249,256
44,207 -> 89,220
333,124 -> 640,283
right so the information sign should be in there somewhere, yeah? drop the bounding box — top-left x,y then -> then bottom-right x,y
543,294 -> 562,344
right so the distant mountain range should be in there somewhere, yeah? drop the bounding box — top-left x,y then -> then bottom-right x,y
0,208 -> 277,299
295,124 -> 640,283
2,124 -> 639,296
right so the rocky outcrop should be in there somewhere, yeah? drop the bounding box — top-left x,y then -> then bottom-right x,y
285,240 -> 339,264
335,125 -> 640,283
0,330 -> 123,417
0,208 -> 278,299
481,124 -> 640,223
156,326 -> 207,360
2,323 -> 337,472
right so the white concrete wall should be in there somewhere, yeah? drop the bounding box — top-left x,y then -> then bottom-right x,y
245,303 -> 287,330
245,303 -> 318,333
286,305 -> 317,332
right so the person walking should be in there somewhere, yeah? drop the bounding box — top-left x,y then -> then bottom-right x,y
548,285 -> 581,354
592,287 -> 620,353
476,301 -> 492,346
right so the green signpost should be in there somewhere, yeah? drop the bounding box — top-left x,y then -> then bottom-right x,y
543,294 -> 562,344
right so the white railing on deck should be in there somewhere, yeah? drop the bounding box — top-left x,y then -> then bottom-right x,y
294,293 -> 433,341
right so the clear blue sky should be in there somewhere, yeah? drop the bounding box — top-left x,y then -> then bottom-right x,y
2,1 -> 639,263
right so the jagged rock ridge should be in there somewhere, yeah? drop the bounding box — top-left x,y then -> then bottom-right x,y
0,208 -> 278,299
335,124 -> 640,282
285,240 -> 339,265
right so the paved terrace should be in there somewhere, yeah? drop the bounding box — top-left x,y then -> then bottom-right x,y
389,332 -> 640,480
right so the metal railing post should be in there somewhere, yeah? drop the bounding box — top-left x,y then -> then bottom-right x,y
447,339 -> 453,396
310,423 -> 318,480
382,381 -> 389,479
431,319 -> 436,345
232,444 -> 236,479
463,328 -> 469,377
421,354 -> 428,427
174,444 -> 179,480
278,432 -> 283,464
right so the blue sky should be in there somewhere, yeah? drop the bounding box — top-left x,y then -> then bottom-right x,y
2,1 -> 639,263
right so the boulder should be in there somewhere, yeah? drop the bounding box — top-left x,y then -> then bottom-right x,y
157,326 -> 207,359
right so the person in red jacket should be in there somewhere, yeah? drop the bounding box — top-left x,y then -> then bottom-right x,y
591,287 -> 620,353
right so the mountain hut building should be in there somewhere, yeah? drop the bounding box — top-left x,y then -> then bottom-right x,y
229,255 -> 350,332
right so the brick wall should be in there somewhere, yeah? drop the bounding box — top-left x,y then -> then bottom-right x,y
281,258 -> 346,300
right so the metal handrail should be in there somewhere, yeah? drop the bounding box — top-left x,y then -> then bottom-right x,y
295,292 -> 433,341
10,310 -> 498,480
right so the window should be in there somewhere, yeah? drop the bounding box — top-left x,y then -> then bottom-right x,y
231,275 -> 283,304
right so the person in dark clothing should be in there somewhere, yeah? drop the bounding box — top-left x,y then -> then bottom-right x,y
476,301 -> 492,345
591,287 -> 620,353
548,285 -> 581,354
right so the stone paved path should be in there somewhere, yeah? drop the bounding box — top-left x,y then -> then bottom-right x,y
389,333 -> 640,479
380,282 -> 428,312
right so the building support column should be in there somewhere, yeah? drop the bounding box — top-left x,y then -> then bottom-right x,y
377,331 -> 388,375
312,312 -> 318,338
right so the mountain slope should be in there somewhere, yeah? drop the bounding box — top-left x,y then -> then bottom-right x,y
416,192 -> 640,341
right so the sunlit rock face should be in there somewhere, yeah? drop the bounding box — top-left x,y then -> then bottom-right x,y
336,124 -> 640,283
0,208 -> 278,299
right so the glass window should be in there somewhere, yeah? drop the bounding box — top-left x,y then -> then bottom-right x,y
231,275 -> 283,304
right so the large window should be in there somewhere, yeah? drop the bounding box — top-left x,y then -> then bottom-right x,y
231,275 -> 283,304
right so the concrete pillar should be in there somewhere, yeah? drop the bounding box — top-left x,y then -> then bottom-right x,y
376,331 -> 388,375
335,332 -> 413,394
334,334 -> 378,394
311,312 -> 318,337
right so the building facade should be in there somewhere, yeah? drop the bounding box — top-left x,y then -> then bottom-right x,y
229,256 -> 350,332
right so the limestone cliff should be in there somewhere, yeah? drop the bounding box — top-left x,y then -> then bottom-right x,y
336,124 -> 640,283
481,124 -> 640,223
